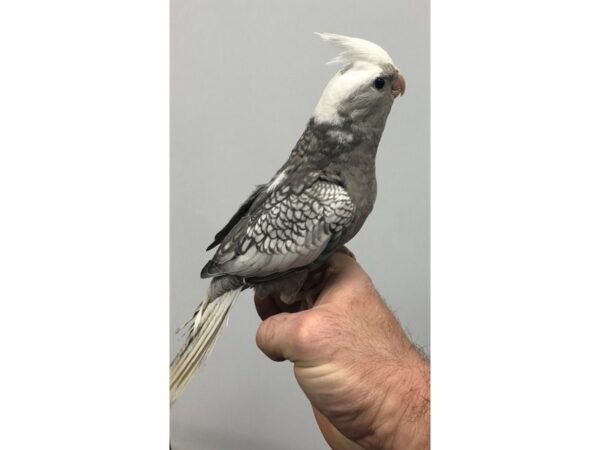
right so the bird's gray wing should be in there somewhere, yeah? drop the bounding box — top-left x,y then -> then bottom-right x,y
206,184 -> 266,251
201,177 -> 355,281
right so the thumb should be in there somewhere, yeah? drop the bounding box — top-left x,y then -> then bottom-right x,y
256,311 -> 307,362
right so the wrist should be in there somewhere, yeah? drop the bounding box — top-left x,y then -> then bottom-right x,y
373,351 -> 430,450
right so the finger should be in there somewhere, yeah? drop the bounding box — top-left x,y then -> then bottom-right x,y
302,266 -> 327,291
337,245 -> 356,260
254,294 -> 282,321
256,311 -> 305,362
273,295 -> 303,313
314,251 -> 372,306
299,249 -> 357,304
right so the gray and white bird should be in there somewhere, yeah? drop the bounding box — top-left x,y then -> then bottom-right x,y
170,33 -> 405,405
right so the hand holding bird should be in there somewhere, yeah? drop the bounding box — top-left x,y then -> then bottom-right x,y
255,250 -> 430,450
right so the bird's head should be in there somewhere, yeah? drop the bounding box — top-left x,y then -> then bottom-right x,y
313,33 -> 405,128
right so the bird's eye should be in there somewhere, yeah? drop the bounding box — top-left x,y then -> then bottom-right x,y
373,77 -> 386,90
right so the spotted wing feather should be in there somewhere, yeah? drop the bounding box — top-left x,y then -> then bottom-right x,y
206,184 -> 265,251
201,179 -> 355,280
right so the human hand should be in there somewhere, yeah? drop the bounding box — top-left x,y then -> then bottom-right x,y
255,250 -> 430,450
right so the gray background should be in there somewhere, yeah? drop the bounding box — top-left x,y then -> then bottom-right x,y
170,1 -> 429,448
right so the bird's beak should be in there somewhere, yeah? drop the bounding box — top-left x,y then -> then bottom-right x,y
391,69 -> 406,98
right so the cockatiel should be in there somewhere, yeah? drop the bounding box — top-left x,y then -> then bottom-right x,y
170,33 -> 405,404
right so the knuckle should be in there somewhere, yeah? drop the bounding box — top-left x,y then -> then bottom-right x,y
256,315 -> 277,347
291,312 -> 326,355
255,320 -> 269,349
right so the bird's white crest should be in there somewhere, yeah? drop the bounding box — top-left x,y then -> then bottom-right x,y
315,33 -> 395,68
313,33 -> 398,125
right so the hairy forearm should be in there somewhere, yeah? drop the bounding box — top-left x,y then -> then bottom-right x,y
359,336 -> 430,450
308,324 -> 430,450
386,352 -> 430,450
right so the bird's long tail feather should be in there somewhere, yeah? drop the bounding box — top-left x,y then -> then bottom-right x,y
170,285 -> 242,405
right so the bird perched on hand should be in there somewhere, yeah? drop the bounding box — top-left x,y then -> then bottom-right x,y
170,33 -> 405,405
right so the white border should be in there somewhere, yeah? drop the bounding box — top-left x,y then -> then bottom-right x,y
1,2 -> 168,449
433,0 -> 600,447
2,0 -> 600,448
